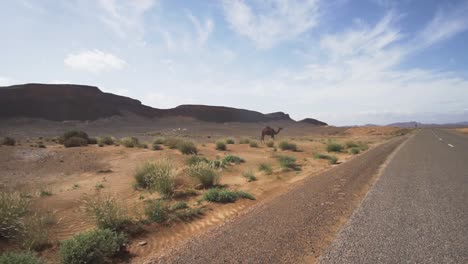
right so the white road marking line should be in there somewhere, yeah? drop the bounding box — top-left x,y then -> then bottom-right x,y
448,144 -> 454,148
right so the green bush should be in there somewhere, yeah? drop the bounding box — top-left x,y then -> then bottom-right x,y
225,138 -> 235,144
153,137 -> 165,144
64,137 -> 88,148
215,141 -> 227,151
174,208 -> 203,222
178,141 -> 198,155
134,160 -> 175,198
242,171 -> 257,182
278,141 -> 297,151
62,131 -> 88,143
144,200 -> 169,223
87,138 -> 98,145
203,188 -> 255,203
239,138 -> 250,144
0,251 -> 45,264
265,141 -> 274,148
21,214 -> 50,251
84,196 -> 129,231
0,192 -> 29,239
98,136 -> 115,146
326,142 -> 343,152
186,155 -> 209,166
258,163 -> 273,175
350,147 -> 360,154
314,153 -> 338,164
120,137 -> 139,148
170,201 -> 188,211
188,163 -> 219,188
249,141 -> 259,148
59,229 -> 127,264
345,141 -> 358,148
163,137 -> 184,149
1,137 -> 16,146
223,155 -> 245,165
277,155 -> 300,171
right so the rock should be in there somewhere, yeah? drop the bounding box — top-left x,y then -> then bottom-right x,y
138,241 -> 147,246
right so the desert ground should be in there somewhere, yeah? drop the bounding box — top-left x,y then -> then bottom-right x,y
0,117 -> 410,263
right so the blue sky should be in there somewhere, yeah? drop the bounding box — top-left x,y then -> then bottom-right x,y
1,0 -> 467,126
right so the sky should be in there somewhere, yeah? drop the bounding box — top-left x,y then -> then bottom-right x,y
1,0 -> 468,126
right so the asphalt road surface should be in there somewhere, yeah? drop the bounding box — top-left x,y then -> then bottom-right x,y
320,129 -> 468,264
150,136 -> 407,263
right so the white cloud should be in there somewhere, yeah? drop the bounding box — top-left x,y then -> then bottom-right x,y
187,12 -> 214,47
48,80 -> 72,84
222,0 -> 320,49
64,49 -> 126,73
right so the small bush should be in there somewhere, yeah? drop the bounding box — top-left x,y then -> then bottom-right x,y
120,137 -> 139,148
174,208 -> 203,222
186,155 -> 209,166
266,141 -> 274,148
242,171 -> 257,182
258,163 -> 273,174
170,201 -> 188,211
95,184 -> 104,190
277,155 -> 300,171
64,137 -> 88,148
178,141 -> 198,155
357,142 -> 369,151
278,141 -> 297,151
0,251 -> 45,264
152,143 -> 163,150
203,188 -> 255,203
21,214 -> 50,251
39,189 -> 52,197
314,153 -> 338,164
239,138 -> 250,144
350,147 -> 360,154
84,196 -> 129,231
164,137 -> 184,149
98,136 -> 115,146
153,137 -> 165,144
62,130 -> 88,143
87,138 -> 98,145
345,141 -> 359,148
134,160 -> 175,198
326,142 -> 343,152
0,192 -> 29,239
249,141 -> 259,148
216,141 -> 227,151
144,200 -> 169,223
225,138 -> 235,144
59,229 -> 127,264
188,163 -> 220,188
223,155 -> 245,165
1,137 -> 16,146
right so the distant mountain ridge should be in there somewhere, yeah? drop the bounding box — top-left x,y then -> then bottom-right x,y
0,83 -> 327,125
387,121 -> 468,128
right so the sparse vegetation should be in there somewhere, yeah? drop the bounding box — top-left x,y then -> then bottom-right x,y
39,189 -> 52,197
186,155 -> 209,166
163,137 -> 184,149
152,143 -> 163,150
345,141 -> 359,148
64,137 -> 88,148
98,136 -> 115,146
0,251 -> 45,264
225,138 -> 235,144
258,163 -> 273,175
61,130 -> 89,143
1,136 -> 16,146
216,141 -> 227,151
134,160 -> 175,198
239,138 -> 250,144
21,214 -> 50,251
173,208 -> 203,222
0,192 -> 29,239
144,200 -> 169,223
278,141 -> 297,151
242,170 -> 257,182
170,201 -> 188,211
59,229 -> 127,264
350,147 -> 360,154
95,184 -> 104,190
153,137 -> 165,144
277,155 -> 300,171
120,137 -> 139,148
203,188 -> 255,203
266,141 -> 274,148
87,138 -> 98,145
249,141 -> 259,148
177,140 -> 198,155
326,142 -> 344,152
222,155 -> 245,164
84,195 -> 129,231
188,162 -> 220,188
314,153 -> 338,164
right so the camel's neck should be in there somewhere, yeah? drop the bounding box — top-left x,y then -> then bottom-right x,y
275,129 -> 282,134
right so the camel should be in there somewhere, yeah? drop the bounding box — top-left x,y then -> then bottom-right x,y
261,126 -> 283,142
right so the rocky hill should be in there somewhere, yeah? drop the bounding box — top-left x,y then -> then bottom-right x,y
299,118 -> 328,126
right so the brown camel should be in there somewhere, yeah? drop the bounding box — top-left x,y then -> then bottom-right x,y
261,126 -> 283,142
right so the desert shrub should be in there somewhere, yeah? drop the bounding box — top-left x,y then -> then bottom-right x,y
225,138 -> 235,144
258,163 -> 273,175
134,160 -> 175,198
144,200 -> 169,223
95,184 -> 104,190
265,141 -> 274,148
84,196 -> 129,231
186,155 -> 209,166
326,142 -> 343,152
278,141 -> 297,151
345,141 -> 359,148
239,138 -> 250,144
178,141 -> 198,155
153,137 -> 165,144
249,141 -> 259,148
174,208 -> 203,222
357,142 -> 369,151
64,137 -> 88,148
215,141 -> 227,151
350,147 -> 360,154
98,136 -> 115,146
0,192 -> 29,239
87,138 -> 98,145
163,137 -> 184,149
170,201 -> 188,211
152,143 -> 163,150
1,137 -> 16,146
277,155 -> 300,171
223,155 -> 245,164
21,214 -> 50,251
120,137 -> 139,148
59,229 -> 127,264
314,153 -> 338,164
203,188 -> 255,203
242,170 -> 257,182
62,130 -> 89,143
0,251 -> 45,264
188,163 -> 219,188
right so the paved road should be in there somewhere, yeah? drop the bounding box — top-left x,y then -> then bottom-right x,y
150,136 -> 407,263
320,129 -> 468,263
